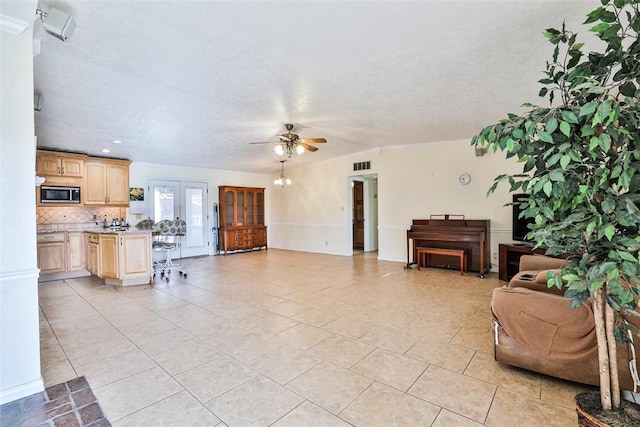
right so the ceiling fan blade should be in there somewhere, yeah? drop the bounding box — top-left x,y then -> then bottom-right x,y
249,141 -> 277,145
301,142 -> 319,152
302,138 -> 327,143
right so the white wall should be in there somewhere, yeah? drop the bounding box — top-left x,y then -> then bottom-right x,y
0,19 -> 44,403
269,140 -> 521,269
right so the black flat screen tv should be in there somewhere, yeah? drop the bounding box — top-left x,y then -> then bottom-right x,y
512,193 -> 535,244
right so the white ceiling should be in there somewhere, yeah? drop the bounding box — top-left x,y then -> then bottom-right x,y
32,0 -> 598,175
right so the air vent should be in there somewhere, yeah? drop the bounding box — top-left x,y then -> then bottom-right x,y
353,161 -> 371,171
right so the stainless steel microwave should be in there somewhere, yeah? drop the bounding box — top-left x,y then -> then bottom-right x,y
40,186 -> 81,203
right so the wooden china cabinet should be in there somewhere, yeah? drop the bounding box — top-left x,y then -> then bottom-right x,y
218,186 -> 267,254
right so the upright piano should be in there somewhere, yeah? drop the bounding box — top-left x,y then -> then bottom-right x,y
406,215 -> 491,277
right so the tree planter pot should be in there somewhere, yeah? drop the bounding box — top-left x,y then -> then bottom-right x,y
575,392 -> 640,427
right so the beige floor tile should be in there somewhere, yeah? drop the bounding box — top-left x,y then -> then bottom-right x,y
38,280 -> 77,299
267,300 -> 316,317
131,327 -> 197,356
48,314 -> 111,336
541,376 -> 595,410
247,345 -> 322,385
113,390 -> 221,427
340,381 -> 440,426
358,325 -> 420,354
56,323 -> 125,349
277,323 -> 333,350
404,318 -> 462,341
272,400 -> 351,426
291,306 -> 341,327
37,251 -> 596,426
215,331 -> 282,363
195,319 -> 253,346
41,359 -> 77,388
465,351 -> 542,397
151,339 -> 222,375
406,339 -> 476,373
286,361 -> 372,414
174,352 -> 257,402
76,349 -> 157,388
485,386 -> 576,427
64,335 -> 137,367
351,348 -> 428,392
94,366 -> 183,421
308,335 -> 375,368
451,325 -> 494,354
323,316 -> 373,340
432,409 -> 484,426
242,312 -> 299,335
115,317 -> 178,341
207,375 -> 304,426
409,365 -> 496,422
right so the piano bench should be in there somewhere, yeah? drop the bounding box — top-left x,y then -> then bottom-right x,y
416,247 -> 466,275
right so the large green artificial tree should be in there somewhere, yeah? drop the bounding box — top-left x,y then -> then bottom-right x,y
472,0 -> 640,410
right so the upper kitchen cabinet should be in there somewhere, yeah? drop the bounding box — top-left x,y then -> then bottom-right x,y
37,150 -> 84,178
84,158 -> 131,206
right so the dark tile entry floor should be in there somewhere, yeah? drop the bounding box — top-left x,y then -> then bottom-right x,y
0,376 -> 110,427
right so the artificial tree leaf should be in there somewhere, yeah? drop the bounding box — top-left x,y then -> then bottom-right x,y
560,121 -> 571,136
562,110 -> 579,123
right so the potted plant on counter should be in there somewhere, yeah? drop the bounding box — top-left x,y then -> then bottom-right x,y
472,0 -> 640,424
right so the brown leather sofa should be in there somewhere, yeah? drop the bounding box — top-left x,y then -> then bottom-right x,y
491,255 -> 640,390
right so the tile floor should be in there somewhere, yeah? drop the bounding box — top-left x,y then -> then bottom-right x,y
36,249 -> 594,426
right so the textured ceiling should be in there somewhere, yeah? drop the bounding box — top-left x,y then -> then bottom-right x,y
32,0 -> 598,175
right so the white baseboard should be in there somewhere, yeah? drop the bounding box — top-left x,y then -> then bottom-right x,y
0,377 -> 44,405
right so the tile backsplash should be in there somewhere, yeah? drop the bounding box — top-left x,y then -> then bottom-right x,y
37,206 -> 127,231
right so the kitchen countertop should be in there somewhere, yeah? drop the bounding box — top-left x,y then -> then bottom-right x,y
37,228 -> 151,235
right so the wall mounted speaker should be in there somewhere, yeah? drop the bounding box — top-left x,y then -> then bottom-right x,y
34,94 -> 43,111
42,8 -> 76,42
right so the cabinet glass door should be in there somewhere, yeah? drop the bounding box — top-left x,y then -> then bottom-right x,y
246,192 -> 254,225
236,190 -> 244,225
225,190 -> 235,226
256,192 -> 264,225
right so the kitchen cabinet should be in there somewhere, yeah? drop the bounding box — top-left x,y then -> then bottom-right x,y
67,231 -> 85,271
84,158 -> 131,206
85,232 -> 152,286
86,233 -> 100,275
99,234 -> 119,278
38,231 -> 85,275
218,186 -> 267,254
36,150 -> 84,178
37,233 -> 66,274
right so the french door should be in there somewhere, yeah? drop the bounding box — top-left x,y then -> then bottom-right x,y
147,179 -> 209,258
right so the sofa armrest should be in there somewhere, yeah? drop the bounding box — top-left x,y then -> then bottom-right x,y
491,286 -> 595,359
519,254 -> 567,272
509,268 -> 565,295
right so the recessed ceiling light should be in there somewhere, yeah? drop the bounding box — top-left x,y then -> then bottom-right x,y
111,140 -> 122,144
101,149 -> 111,153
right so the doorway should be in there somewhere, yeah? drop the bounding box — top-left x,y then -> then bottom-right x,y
349,174 -> 378,253
353,181 -> 364,250
147,179 -> 209,258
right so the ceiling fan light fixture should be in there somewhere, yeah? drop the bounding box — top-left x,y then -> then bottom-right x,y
274,145 -> 285,156
295,144 -> 305,155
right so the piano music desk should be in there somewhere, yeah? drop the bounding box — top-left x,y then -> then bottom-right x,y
416,247 -> 466,275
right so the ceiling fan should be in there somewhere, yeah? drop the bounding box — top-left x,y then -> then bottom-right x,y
250,124 -> 327,158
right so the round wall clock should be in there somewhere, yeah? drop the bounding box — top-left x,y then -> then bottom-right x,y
458,173 -> 471,185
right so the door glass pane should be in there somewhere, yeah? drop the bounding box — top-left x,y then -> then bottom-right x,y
247,192 -> 254,225
225,190 -> 235,226
236,191 -> 244,225
256,192 -> 264,225
185,188 -> 203,247
154,186 -> 175,220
